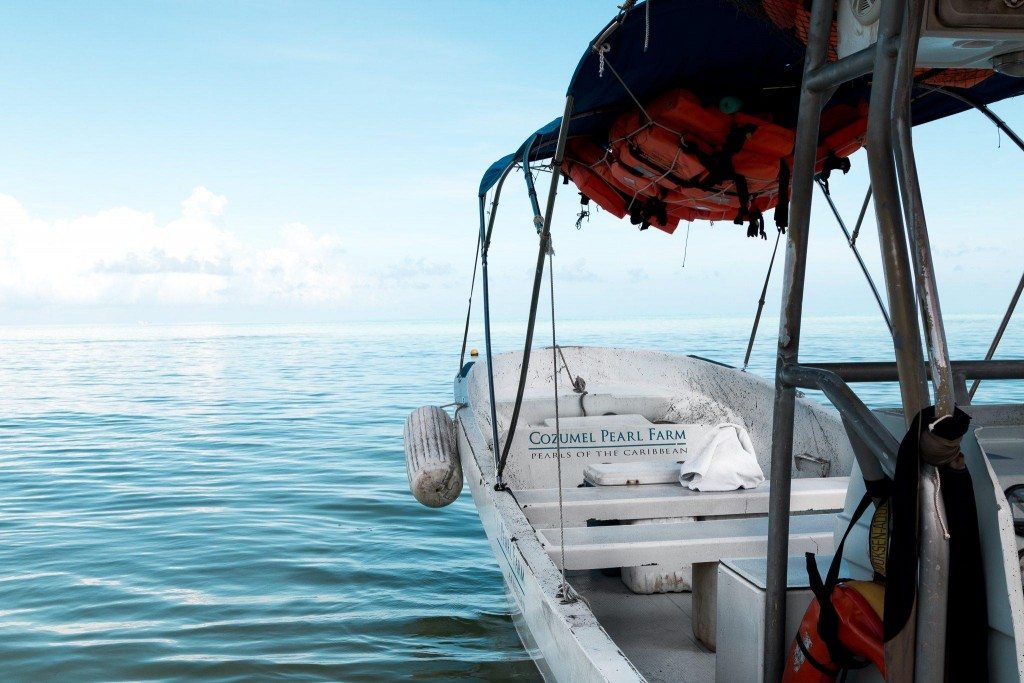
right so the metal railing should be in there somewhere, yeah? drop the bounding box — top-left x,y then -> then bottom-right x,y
763,0 -> 967,678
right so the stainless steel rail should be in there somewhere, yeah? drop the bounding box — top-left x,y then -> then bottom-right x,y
478,162 -> 517,475
495,96 -> 575,484
767,0 -> 961,677
805,359 -> 1024,383
763,0 -> 834,676
780,364 -> 897,480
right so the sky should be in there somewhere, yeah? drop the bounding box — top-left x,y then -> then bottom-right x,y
1,1 -> 1022,326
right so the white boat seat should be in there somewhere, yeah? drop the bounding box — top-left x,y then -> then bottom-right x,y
583,460 -> 681,486
537,513 -> 836,571
518,476 -> 849,528
541,413 -> 652,429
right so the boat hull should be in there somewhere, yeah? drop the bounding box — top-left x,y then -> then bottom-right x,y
455,407 -> 646,682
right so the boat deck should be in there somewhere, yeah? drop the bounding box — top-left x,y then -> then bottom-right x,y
570,571 -> 713,683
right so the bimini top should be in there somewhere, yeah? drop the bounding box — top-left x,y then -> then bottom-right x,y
480,0 -> 1024,231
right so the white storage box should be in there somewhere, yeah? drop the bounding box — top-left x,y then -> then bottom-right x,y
715,556 -> 882,683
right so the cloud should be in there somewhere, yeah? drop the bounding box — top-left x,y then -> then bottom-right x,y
0,187 -> 354,308
627,268 -> 648,283
558,257 -> 600,283
368,258 -> 456,292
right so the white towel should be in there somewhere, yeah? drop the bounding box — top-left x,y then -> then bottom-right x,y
679,422 -> 764,491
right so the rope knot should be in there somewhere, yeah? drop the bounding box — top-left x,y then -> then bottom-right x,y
597,43 -> 610,78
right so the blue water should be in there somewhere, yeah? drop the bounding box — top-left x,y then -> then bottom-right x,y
0,316 -> 1021,681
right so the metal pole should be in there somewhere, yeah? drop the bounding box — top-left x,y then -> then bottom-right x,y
496,97 -> 575,480
742,230 -> 782,371
969,269 -> 1024,399
894,2 -> 955,419
865,0 -> 934,679
781,364 -> 898,477
804,359 -> 1024,382
458,230 -> 482,372
917,84 -> 1024,155
477,162 -> 518,477
522,136 -> 545,233
816,179 -> 893,334
851,185 -> 873,245
805,44 -> 876,92
484,162 -> 517,248
763,0 -> 833,677
478,193 -> 503,477
865,0 -> 930,422
893,4 -> 955,678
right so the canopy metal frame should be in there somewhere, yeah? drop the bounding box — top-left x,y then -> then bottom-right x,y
764,0 -> 960,679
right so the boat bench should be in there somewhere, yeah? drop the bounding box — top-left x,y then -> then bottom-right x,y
519,473 -> 850,529
536,512 -> 836,571
530,462 -> 845,650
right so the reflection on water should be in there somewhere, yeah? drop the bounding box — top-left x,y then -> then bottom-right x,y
0,315 -> 1019,680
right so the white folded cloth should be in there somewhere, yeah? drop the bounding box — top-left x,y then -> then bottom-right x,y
679,422 -> 765,491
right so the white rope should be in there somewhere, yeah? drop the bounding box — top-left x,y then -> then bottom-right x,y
598,43 -> 610,78
555,344 -> 578,391
681,222 -> 692,268
644,0 -> 651,52
924,416 -> 954,540
549,247 -> 576,604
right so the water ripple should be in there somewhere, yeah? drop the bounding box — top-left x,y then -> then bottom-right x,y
0,317 -> 1020,681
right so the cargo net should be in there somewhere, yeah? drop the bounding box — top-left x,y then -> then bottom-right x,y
561,83 -> 867,237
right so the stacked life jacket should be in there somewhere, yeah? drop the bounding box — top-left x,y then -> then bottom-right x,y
560,87 -> 868,236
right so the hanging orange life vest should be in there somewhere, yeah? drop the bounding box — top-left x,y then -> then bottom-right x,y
562,139 -> 630,221
783,493 -> 887,682
783,581 -> 886,683
561,86 -> 869,236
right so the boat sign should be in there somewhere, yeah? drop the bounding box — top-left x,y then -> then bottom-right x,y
523,423 -> 695,460
503,418 -> 720,489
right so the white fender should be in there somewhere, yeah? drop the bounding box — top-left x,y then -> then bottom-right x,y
403,406 -> 462,508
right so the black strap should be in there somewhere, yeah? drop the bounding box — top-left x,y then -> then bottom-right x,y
774,158 -> 791,232
701,123 -> 756,186
941,464 -> 990,682
746,208 -> 765,239
883,405 -> 971,642
805,491 -> 875,671
796,630 -> 842,677
733,174 -> 751,226
817,154 -> 851,195
627,196 -> 669,231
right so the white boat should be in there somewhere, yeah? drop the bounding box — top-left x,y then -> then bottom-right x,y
455,347 -> 856,681
406,1 -> 1024,680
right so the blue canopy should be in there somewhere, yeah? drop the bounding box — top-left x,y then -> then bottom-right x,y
479,0 -> 1024,198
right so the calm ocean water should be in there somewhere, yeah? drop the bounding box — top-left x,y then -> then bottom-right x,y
1,315 -> 1021,681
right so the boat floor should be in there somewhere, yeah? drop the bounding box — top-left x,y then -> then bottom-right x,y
570,571 -> 713,683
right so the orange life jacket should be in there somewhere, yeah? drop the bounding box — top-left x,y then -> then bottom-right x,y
784,493 -> 887,683
564,138 -> 680,233
783,581 -> 886,683
561,87 -> 869,236
562,140 -> 629,221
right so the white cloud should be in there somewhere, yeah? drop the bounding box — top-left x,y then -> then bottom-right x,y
0,187 -> 354,309
378,257 -> 455,286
